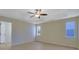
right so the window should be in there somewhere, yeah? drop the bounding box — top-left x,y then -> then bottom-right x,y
36,25 -> 41,36
33,25 -> 41,37
66,21 -> 75,39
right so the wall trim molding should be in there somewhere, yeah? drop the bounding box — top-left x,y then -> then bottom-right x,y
36,40 -> 79,49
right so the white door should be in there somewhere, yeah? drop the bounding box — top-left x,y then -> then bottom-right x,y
0,22 -> 12,45
0,23 -> 1,43
1,22 -> 6,43
5,22 -> 12,44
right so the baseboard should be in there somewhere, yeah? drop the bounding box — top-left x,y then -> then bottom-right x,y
36,40 -> 79,49
12,40 -> 35,47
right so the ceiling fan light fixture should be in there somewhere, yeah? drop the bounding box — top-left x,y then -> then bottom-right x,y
27,9 -> 48,19
35,14 -> 40,17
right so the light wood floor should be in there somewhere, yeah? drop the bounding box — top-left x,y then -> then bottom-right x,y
0,41 -> 78,50
10,41 -> 77,50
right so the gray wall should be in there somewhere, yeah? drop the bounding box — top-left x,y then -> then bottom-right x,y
0,16 -> 34,46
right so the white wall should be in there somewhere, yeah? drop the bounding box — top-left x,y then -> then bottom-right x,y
37,17 -> 78,48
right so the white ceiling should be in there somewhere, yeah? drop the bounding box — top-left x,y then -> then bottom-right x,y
0,9 -> 79,24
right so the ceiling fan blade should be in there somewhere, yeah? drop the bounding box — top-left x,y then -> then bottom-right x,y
30,15 -> 35,18
27,12 -> 34,14
40,14 -> 48,16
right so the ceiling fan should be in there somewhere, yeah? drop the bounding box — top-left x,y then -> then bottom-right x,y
27,9 -> 48,19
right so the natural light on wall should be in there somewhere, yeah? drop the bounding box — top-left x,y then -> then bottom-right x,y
37,25 -> 41,36
33,25 -> 36,38
33,24 -> 41,38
